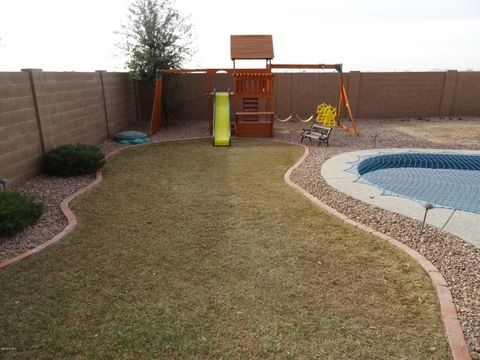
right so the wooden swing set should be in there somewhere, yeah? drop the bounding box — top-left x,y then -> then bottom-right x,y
149,35 -> 358,137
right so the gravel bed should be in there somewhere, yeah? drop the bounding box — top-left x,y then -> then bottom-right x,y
1,116 -> 478,357
0,174 -> 94,262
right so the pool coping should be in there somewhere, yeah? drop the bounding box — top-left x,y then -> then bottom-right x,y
321,148 -> 480,248
0,138 -> 471,360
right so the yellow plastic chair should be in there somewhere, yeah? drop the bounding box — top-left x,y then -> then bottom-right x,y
322,106 -> 337,127
316,103 -> 328,123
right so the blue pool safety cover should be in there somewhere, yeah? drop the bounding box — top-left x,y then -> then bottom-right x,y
350,152 -> 480,214
113,131 -> 151,145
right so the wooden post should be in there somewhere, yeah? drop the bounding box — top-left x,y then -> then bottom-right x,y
336,72 -> 359,136
269,73 -> 275,136
207,70 -> 213,134
149,71 -> 163,136
337,74 -> 345,128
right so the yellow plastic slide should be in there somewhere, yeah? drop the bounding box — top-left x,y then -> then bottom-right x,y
213,92 -> 231,146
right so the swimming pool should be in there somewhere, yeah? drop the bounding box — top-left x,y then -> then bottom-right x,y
321,149 -> 480,247
353,152 -> 480,214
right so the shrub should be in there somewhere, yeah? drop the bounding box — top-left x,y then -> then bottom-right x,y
43,144 -> 106,176
0,191 -> 44,236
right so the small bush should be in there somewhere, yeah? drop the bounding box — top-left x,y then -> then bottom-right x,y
0,191 -> 44,236
43,144 -> 105,176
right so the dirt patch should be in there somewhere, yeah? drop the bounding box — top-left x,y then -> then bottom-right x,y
393,117 -> 480,145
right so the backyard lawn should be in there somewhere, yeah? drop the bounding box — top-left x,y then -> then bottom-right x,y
0,139 -> 451,359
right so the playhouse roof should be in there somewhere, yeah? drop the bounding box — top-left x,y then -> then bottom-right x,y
230,35 -> 274,60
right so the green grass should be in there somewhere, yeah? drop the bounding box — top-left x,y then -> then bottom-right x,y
0,139 -> 451,359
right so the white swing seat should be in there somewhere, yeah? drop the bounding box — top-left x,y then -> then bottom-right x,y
296,114 -> 314,122
274,115 -> 293,122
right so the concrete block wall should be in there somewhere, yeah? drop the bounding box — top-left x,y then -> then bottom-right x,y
135,80 -> 154,123
452,72 -> 480,115
102,72 -> 137,135
30,71 -> 107,151
165,74 -> 208,122
356,72 -> 446,118
162,71 -> 479,121
0,72 -> 43,184
0,70 -> 136,186
275,73 -> 342,117
152,73 -> 232,124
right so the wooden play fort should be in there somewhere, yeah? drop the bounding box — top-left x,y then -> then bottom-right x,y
231,35 -> 275,137
150,35 -> 358,138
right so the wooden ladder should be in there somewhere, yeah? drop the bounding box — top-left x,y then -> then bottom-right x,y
242,98 -> 259,121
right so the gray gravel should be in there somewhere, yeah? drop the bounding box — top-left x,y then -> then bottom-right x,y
1,116 -> 478,357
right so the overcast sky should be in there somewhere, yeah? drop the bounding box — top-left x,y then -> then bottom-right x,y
0,0 -> 479,72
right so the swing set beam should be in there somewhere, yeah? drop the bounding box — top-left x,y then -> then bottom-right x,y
270,64 -> 340,71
